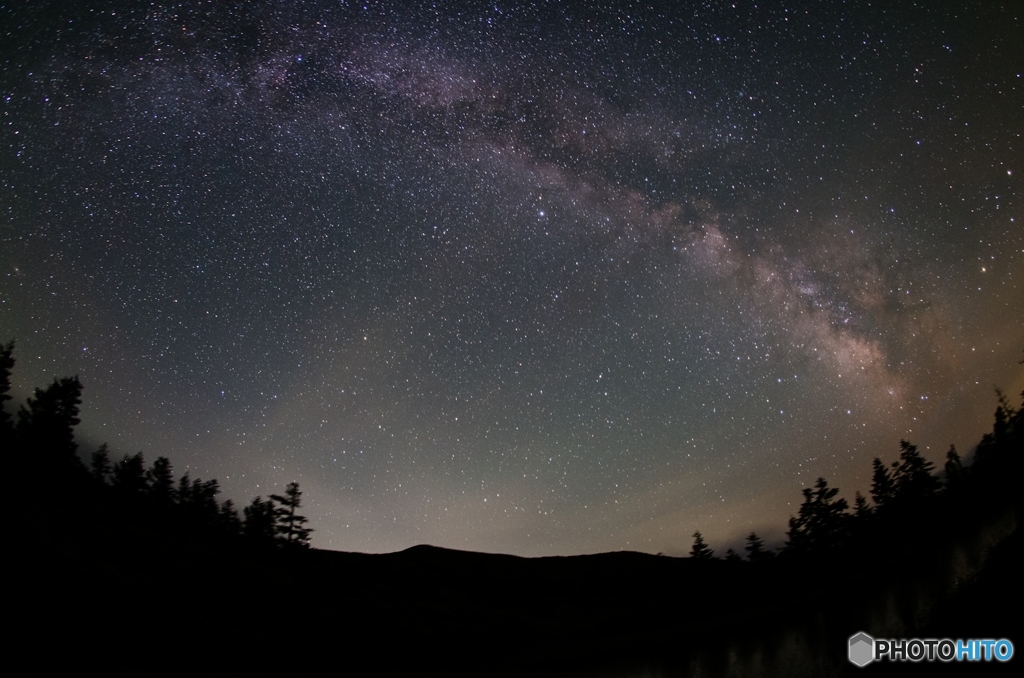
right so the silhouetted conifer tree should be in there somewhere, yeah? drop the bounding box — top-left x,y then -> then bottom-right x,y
974,389 -> 1020,467
16,376 -> 84,470
993,390 -> 1012,442
724,548 -> 741,561
690,531 -> 714,560
1009,391 -> 1024,450
146,457 -> 175,503
218,498 -> 242,534
193,479 -> 221,519
243,496 -> 277,542
90,444 -> 112,485
853,491 -> 871,519
176,473 -> 193,505
944,445 -> 964,488
0,341 -> 14,451
744,532 -> 771,562
112,452 -> 148,494
892,440 -> 939,502
870,458 -> 894,510
177,475 -> 222,524
785,477 -> 849,556
270,482 -> 312,546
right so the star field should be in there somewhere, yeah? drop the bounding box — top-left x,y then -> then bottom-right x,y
2,1 -> 1022,556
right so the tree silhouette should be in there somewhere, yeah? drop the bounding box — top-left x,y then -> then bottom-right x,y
197,479 -> 223,520
176,473 -> 193,505
785,477 -> 849,556
870,457 -> 894,510
853,491 -> 871,519
891,440 -> 939,503
974,389 -> 1020,467
243,496 -> 278,542
1,345 -> 321,556
112,452 -> 149,494
146,456 -> 175,503
16,376 -> 84,471
992,390 -> 1012,442
943,445 -> 965,488
690,531 -> 714,560
90,444 -> 112,485
271,482 -> 312,547
179,476 -> 222,523
218,499 -> 242,534
744,532 -> 771,562
0,340 -> 14,452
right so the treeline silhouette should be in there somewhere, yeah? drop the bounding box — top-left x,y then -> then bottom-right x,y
0,340 -> 312,548
690,387 -> 1022,566
3,336 -> 1021,677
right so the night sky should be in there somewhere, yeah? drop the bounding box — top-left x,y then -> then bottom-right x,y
2,1 -> 1022,557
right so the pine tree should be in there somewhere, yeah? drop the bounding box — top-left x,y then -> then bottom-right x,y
178,475 -> 222,524
0,341 -> 14,452
975,389 -> 1023,471
243,496 -> 278,543
192,479 -> 222,518
176,473 -> 193,505
785,477 -> 849,556
90,444 -> 112,485
112,452 -> 148,493
270,482 -> 313,547
870,457 -> 894,510
892,440 -> 939,502
853,491 -> 871,519
146,456 -> 175,503
944,445 -> 964,488
690,531 -> 714,560
16,376 -> 84,470
218,499 -> 242,535
992,390 -> 1012,443
744,532 -> 771,562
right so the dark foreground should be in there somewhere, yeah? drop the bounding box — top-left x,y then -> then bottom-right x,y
8,469 -> 1021,677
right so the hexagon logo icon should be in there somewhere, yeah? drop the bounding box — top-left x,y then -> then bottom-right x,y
849,632 -> 874,667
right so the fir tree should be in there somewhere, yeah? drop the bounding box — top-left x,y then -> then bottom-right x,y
192,479 -> 222,518
744,532 -> 772,562
0,340 -> 14,451
892,440 -> 939,502
270,482 -> 312,547
90,444 -> 112,485
690,531 -> 714,560
112,452 -> 148,494
16,376 -> 84,470
785,477 -> 849,556
146,456 -> 175,503
176,473 -> 193,505
992,390 -> 1012,443
178,475 -> 222,524
944,445 -> 964,488
853,491 -> 871,519
870,457 -> 894,510
243,496 -> 278,543
218,499 -> 242,534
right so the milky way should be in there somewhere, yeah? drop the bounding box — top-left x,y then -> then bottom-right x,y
2,1 -> 1022,556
